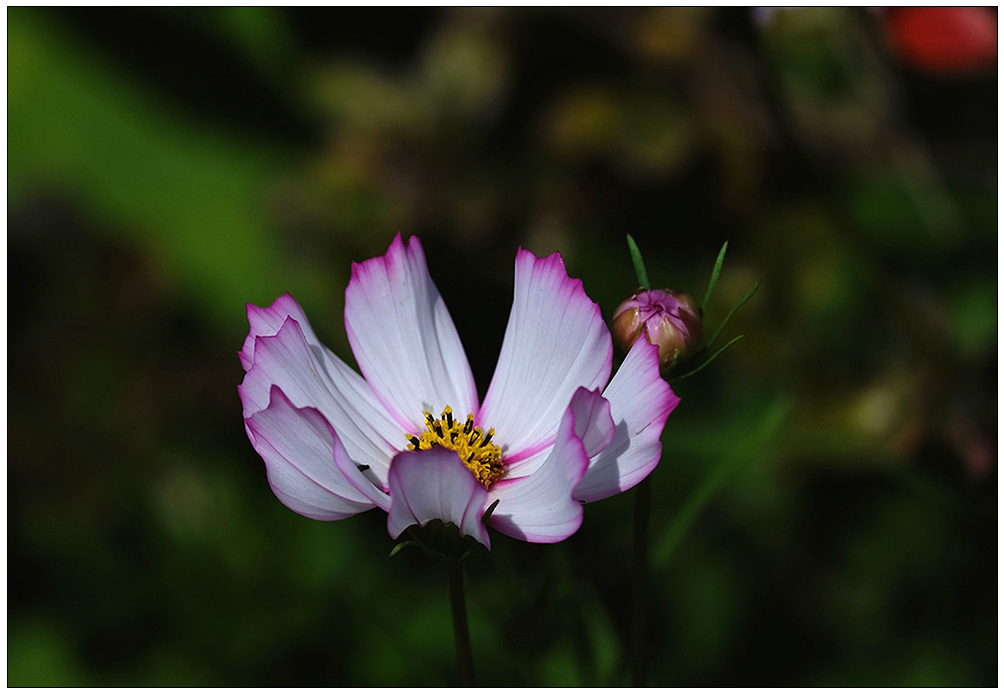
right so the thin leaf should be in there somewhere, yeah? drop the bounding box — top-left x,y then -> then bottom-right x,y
700,241 -> 729,314
705,279 -> 760,349
671,335 -> 745,382
626,234 -> 650,290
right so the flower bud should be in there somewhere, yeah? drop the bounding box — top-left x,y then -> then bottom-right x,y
612,289 -> 703,368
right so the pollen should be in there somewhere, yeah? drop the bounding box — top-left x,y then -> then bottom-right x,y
406,406 -> 504,488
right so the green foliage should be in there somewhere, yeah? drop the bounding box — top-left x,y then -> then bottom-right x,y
626,234 -> 651,290
701,241 -> 728,315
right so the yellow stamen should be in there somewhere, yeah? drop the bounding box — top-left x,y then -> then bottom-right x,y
406,406 -> 504,488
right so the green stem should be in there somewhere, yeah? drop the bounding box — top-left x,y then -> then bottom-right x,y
448,559 -> 477,687
630,477 -> 651,687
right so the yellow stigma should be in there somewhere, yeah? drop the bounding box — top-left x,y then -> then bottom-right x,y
406,406 -> 504,489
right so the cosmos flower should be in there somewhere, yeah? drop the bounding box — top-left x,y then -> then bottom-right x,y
239,235 -> 678,548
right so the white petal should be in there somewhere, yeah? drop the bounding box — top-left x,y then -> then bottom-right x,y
333,435 -> 391,512
488,387 -> 597,543
479,249 -> 612,477
486,385 -> 616,489
240,311 -> 402,486
574,339 -> 680,503
344,234 -> 479,434
572,387 -> 616,458
240,293 -> 322,371
246,386 -> 375,520
386,448 -> 491,548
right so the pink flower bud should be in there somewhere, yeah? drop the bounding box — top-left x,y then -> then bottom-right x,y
612,289 -> 703,368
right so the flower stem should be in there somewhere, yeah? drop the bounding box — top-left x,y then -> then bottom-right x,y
630,476 -> 651,686
448,559 -> 477,687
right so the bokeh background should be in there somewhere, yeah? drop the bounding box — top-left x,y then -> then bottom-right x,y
8,7 -> 997,686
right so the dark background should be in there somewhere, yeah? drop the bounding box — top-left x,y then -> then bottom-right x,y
8,7 -> 997,686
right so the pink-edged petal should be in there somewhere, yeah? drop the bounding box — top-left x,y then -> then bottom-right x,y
386,448 -> 491,548
572,387 -> 616,458
240,293 -> 322,371
479,249 -> 613,477
239,316 -> 332,417
488,387 -> 596,543
574,339 -> 680,503
241,294 -> 403,443
239,314 -> 402,486
246,385 -> 375,520
344,234 -> 478,434
480,386 -> 616,493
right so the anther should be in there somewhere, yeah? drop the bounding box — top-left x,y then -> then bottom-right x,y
405,405 -> 505,489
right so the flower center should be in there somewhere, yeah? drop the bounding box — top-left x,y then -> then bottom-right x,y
406,406 -> 504,489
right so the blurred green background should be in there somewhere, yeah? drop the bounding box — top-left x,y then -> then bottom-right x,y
8,7 -> 997,686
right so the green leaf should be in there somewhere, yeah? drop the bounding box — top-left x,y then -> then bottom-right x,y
626,234 -> 651,290
705,279 -> 760,349
671,335 -> 744,382
700,241 -> 729,314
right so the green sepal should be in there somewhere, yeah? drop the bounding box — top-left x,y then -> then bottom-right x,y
481,498 -> 500,525
389,539 -> 421,558
389,519 -> 489,564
